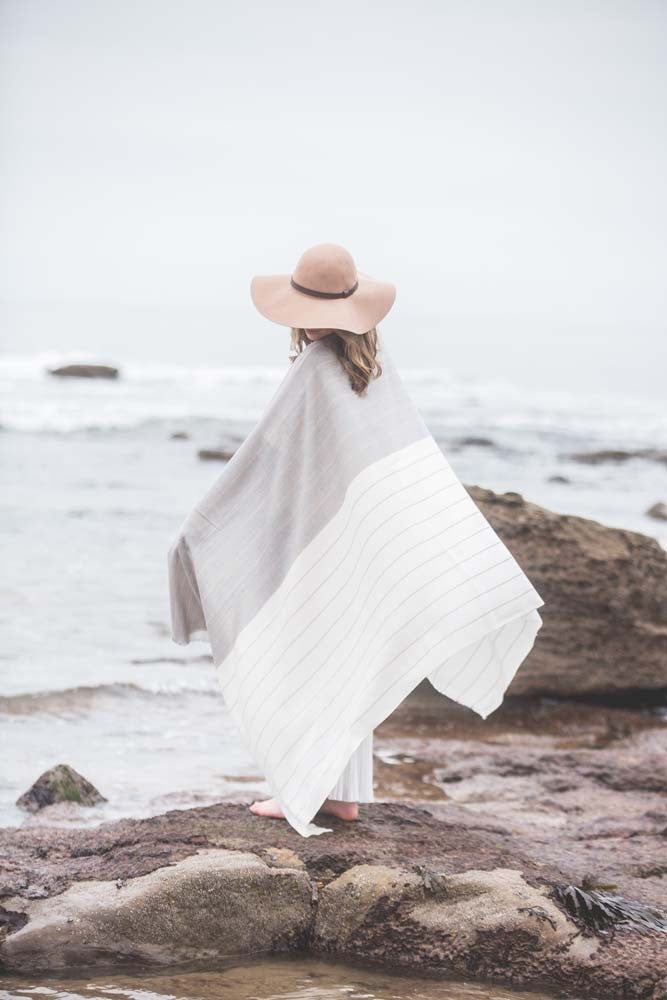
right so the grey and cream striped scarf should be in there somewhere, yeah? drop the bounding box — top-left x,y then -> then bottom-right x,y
168,336 -> 544,836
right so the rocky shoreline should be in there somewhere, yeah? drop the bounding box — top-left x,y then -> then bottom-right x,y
2,689 -> 666,997
2,487 -> 666,995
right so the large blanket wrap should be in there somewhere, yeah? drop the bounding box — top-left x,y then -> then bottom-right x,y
167,337 -> 545,836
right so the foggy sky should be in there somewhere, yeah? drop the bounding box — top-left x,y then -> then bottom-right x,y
1,0 -> 666,395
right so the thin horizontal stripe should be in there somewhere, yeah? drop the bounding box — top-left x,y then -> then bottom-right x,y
177,344 -> 436,662
248,554 -> 518,758
233,445 -> 445,654
241,545 -> 513,741
273,583 -> 534,796
276,589 -> 538,800
213,440 -> 441,634
449,629 -> 502,704
255,536 -> 506,763
226,466 -> 464,716
227,505 -> 486,711
468,616 -> 532,713
231,487 -> 473,727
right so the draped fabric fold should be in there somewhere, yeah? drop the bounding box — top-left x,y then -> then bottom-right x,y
167,337 -> 544,837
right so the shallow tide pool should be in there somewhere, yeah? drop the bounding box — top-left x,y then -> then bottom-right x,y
0,955 -> 576,1000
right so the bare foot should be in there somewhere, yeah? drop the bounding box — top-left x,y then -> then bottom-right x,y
248,797 -> 285,818
248,797 -> 359,822
319,798 -> 359,821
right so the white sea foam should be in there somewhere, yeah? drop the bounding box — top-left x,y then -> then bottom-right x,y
1,351 -> 666,443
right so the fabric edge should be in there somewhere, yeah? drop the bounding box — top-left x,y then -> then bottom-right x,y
471,608 -> 544,721
282,596 -> 545,837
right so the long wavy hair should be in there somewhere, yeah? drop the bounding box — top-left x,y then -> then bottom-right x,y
289,328 -> 382,396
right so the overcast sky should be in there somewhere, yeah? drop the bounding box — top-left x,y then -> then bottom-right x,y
1,0 -> 665,395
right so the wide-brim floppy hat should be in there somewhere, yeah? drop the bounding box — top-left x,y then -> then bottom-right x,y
250,242 -> 396,336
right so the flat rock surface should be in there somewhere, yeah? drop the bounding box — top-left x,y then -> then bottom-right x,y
2,729 -> 667,997
378,690 -> 667,907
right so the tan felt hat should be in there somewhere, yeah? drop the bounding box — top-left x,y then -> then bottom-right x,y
250,242 -> 396,335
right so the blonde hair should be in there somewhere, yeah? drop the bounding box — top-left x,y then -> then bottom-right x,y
289,328 -> 382,396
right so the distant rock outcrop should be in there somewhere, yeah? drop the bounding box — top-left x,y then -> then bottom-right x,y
48,364 -> 119,379
563,448 -> 667,466
198,448 -> 235,461
454,435 -> 496,447
646,502 -> 667,522
548,474 -> 571,484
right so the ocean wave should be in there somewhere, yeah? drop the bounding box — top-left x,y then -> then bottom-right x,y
2,351 -> 667,443
0,681 -> 222,716
0,353 -> 286,433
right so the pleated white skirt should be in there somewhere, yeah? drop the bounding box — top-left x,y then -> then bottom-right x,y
326,731 -> 375,802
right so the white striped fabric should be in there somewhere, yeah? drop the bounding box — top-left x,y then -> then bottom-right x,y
327,732 -> 375,803
168,336 -> 544,837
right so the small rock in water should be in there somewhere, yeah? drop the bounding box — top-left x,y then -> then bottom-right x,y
48,364 -> 119,379
646,502 -> 667,522
455,436 -> 496,448
198,448 -> 235,462
16,764 -> 107,812
548,474 -> 570,484
170,431 -> 190,440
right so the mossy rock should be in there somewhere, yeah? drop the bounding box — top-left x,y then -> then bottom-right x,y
16,764 -> 106,812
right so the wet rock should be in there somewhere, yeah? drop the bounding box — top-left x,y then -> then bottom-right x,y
548,474 -> 571,484
48,364 -> 119,379
16,764 -> 106,813
408,867 -> 579,958
198,448 -> 235,462
647,502 -> 667,522
466,485 -> 667,698
170,431 -> 190,440
563,448 -> 667,466
1,799 -> 666,995
314,863 -> 422,944
1,849 -> 312,973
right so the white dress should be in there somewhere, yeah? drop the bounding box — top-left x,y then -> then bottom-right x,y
326,731 -> 375,802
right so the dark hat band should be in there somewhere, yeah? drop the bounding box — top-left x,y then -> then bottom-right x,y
290,276 -> 358,299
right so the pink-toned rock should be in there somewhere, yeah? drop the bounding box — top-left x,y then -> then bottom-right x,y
465,485 -> 667,699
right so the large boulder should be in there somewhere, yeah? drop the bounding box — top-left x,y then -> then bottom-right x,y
1,848 -> 312,972
314,863 -> 590,983
1,801 -> 665,997
465,486 -> 667,699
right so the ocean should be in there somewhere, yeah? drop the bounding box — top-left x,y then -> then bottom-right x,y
1,349 -> 665,828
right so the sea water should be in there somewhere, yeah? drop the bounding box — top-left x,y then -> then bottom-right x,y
0,955 -> 576,999
1,351 -> 665,827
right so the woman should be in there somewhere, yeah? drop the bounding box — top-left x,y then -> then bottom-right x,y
168,243 -> 544,838
250,323 -> 382,824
